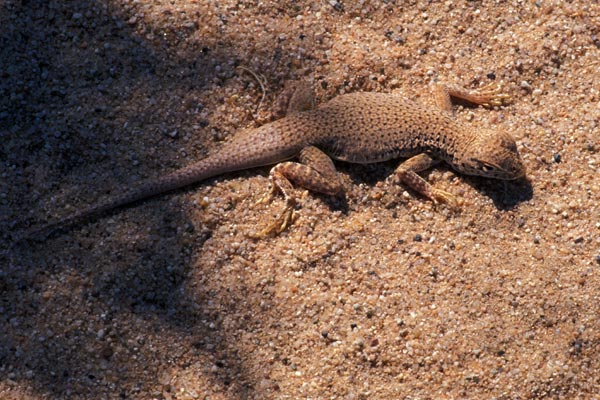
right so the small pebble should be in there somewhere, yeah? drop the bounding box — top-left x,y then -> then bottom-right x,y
520,80 -> 531,89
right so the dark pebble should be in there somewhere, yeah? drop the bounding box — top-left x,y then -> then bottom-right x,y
101,345 -> 114,359
413,234 -> 422,242
329,0 -> 343,11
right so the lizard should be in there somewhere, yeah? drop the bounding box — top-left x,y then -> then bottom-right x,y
25,81 -> 526,239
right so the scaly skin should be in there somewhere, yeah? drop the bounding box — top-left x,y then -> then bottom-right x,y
26,83 -> 525,239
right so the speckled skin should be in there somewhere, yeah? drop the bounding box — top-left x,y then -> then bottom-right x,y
28,86 -> 525,238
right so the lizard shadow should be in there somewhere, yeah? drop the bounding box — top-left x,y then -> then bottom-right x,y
331,160 -> 398,212
460,174 -> 533,210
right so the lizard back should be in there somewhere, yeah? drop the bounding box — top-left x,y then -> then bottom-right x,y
307,92 -> 465,164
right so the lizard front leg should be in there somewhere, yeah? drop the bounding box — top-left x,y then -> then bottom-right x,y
253,146 -> 343,237
392,153 -> 458,207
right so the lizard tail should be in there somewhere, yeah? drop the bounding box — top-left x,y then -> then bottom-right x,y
22,151 -> 280,241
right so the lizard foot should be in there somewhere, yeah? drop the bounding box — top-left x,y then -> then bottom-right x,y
431,188 -> 460,209
473,83 -> 512,108
250,203 -> 296,238
253,184 -> 278,207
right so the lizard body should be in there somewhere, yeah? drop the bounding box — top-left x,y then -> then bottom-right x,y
27,83 -> 525,238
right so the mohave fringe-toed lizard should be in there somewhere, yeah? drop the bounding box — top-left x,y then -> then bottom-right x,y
26,82 -> 526,239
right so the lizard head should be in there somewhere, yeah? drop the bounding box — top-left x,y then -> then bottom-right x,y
453,128 -> 526,180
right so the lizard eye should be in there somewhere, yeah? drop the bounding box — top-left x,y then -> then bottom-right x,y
471,158 -> 498,173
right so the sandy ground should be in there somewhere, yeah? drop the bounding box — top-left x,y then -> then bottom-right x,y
2,0 -> 600,399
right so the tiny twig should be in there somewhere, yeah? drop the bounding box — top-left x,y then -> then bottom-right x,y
236,66 -> 267,117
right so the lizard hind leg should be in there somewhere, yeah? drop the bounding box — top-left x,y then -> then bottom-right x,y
276,80 -> 316,116
252,146 -> 343,238
251,166 -> 298,238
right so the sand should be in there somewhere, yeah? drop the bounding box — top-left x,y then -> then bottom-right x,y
1,0 -> 599,398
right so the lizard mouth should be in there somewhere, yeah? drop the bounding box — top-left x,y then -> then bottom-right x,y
509,161 -> 527,180
469,158 -> 526,180
498,167 -> 526,180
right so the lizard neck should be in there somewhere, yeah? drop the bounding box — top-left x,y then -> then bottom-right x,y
415,112 -> 477,165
